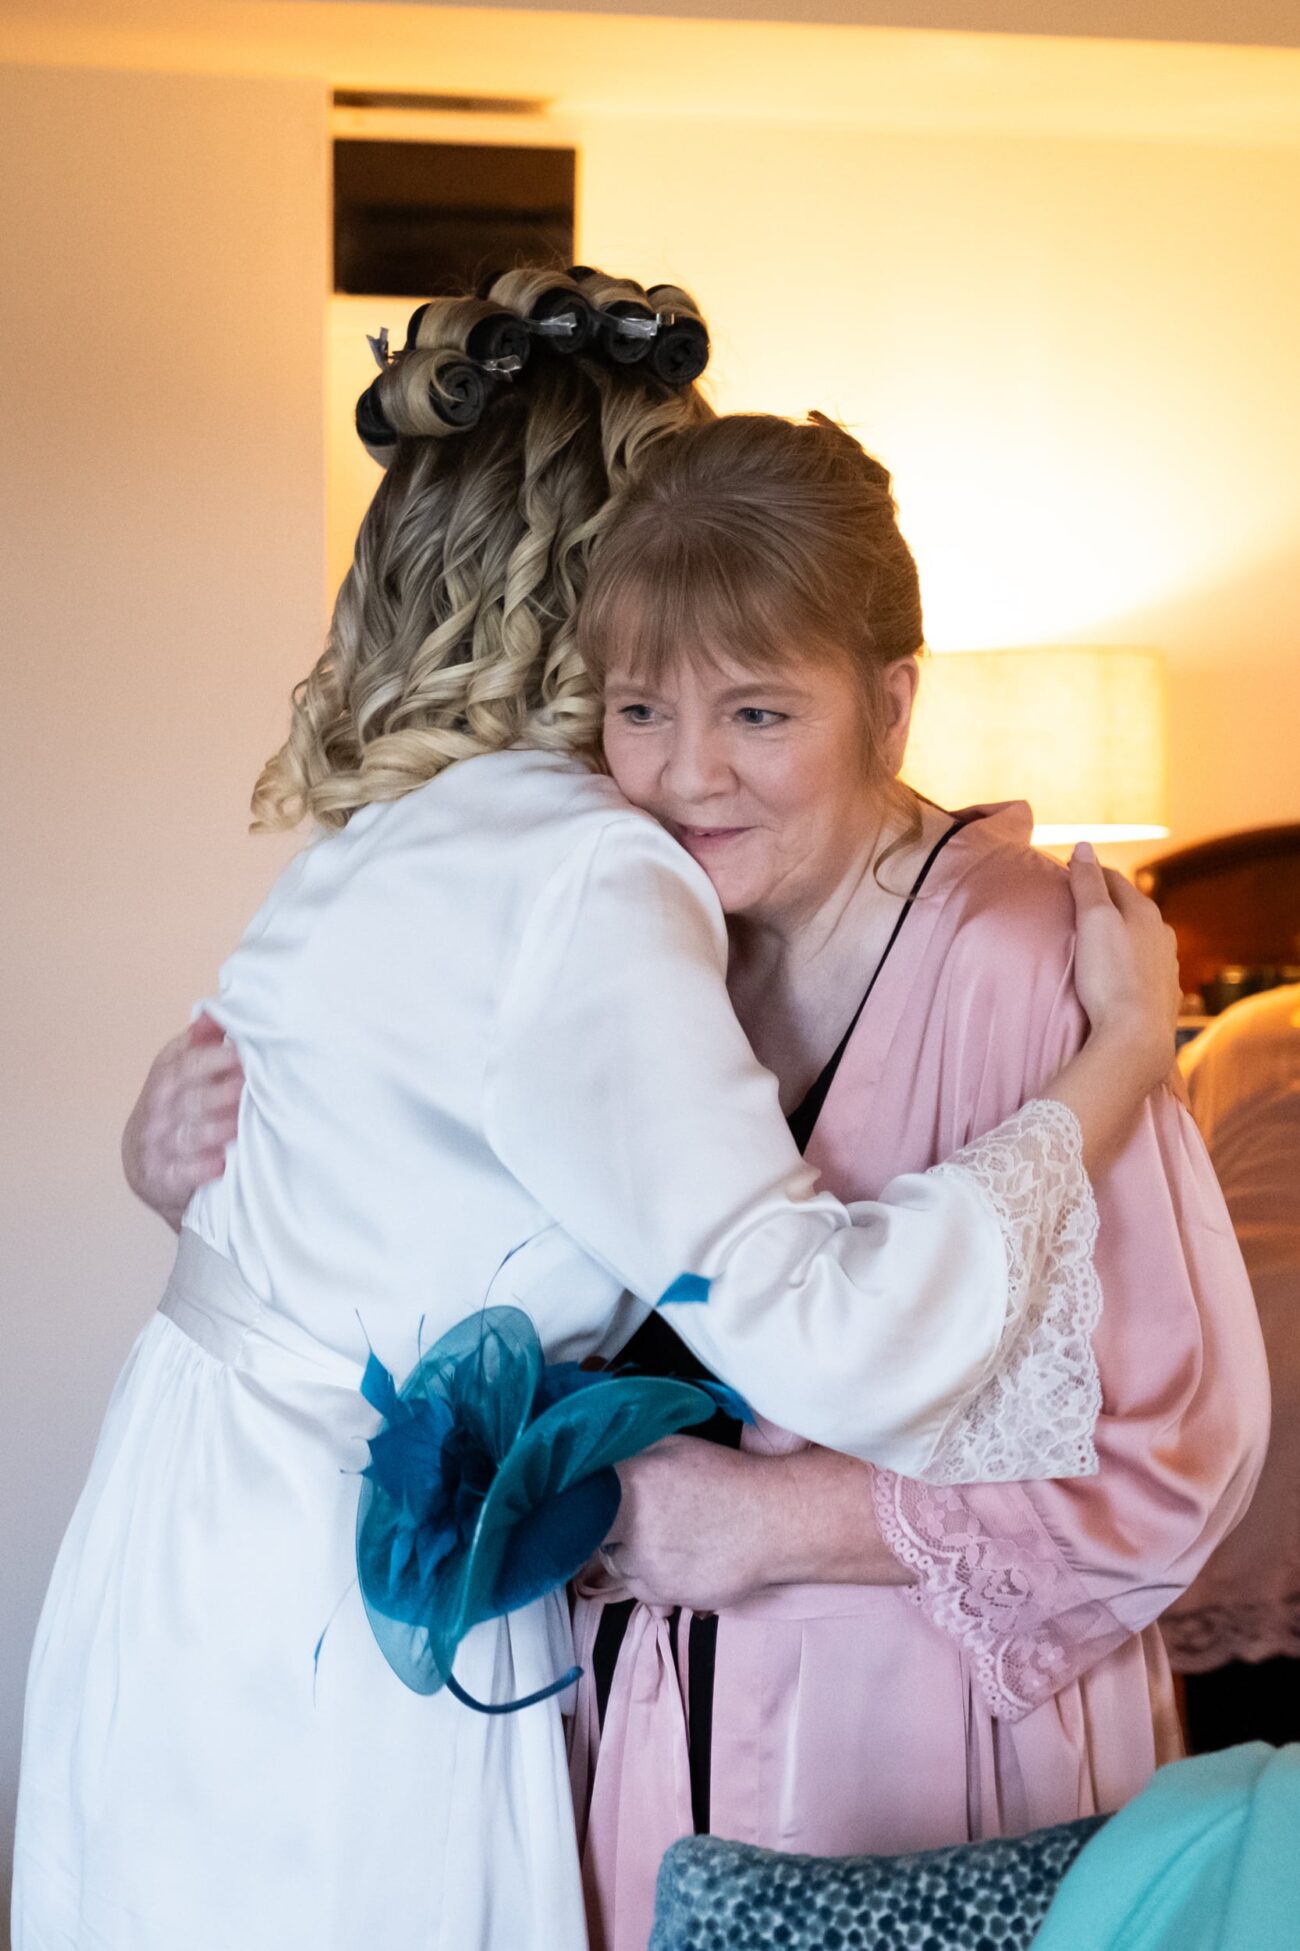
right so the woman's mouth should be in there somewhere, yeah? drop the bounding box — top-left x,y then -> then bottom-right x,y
678,826 -> 750,850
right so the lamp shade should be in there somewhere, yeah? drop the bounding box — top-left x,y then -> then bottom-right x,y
903,647 -> 1168,844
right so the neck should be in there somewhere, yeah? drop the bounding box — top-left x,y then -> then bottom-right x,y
727,838 -> 873,978
726,796 -> 950,1108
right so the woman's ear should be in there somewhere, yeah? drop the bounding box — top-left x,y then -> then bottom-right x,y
882,655 -> 921,774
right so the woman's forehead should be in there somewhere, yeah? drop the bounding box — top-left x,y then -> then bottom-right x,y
603,640 -> 842,702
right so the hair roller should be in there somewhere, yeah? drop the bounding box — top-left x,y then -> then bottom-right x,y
404,303 -> 431,349
644,284 -> 710,387
600,300 -> 658,366
526,284 -> 597,353
477,267 -> 596,355
465,312 -> 531,370
355,374 -> 398,456
406,296 -> 529,371
398,349 -> 493,432
429,358 -> 492,428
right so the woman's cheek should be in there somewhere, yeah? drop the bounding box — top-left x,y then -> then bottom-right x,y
606,739 -> 656,813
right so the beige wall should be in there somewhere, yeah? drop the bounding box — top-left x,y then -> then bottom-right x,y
0,63 -> 328,1917
332,108 -> 1300,864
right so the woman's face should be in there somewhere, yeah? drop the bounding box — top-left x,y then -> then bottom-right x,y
603,646 -> 918,924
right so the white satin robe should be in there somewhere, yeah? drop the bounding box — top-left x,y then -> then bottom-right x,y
14,756 -> 1102,1951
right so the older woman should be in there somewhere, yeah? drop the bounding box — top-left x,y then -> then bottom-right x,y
561,413 -> 1267,1951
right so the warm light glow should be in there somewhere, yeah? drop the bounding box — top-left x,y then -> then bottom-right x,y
904,647 -> 1169,844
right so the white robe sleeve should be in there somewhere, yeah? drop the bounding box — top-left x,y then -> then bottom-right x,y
483,814 -> 1099,1479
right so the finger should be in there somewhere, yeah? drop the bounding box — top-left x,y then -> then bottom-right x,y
188,1013 -> 226,1048
187,1113 -> 240,1154
178,1042 -> 245,1091
1068,842 -> 1112,913
1100,868 -> 1149,917
190,1074 -> 244,1119
156,1144 -> 227,1202
184,1148 -> 229,1186
165,1076 -> 240,1150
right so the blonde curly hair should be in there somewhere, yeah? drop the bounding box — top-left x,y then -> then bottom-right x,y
252,267 -> 713,832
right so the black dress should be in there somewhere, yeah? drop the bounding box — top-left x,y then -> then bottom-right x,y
591,817 -> 965,1833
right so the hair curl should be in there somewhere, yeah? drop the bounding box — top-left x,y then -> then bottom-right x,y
252,267 -> 713,832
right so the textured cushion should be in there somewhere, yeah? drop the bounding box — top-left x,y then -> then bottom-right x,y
649,1817 -> 1107,1951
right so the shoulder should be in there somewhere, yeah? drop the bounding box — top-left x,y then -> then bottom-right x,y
942,811 -> 1078,987
392,749 -> 695,881
411,747 -> 627,835
454,755 -> 729,965
915,809 -> 1088,1093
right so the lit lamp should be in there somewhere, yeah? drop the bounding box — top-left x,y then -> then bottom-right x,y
903,647 -> 1168,845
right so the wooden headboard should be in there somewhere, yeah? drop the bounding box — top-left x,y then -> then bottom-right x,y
1136,824 -> 1300,1003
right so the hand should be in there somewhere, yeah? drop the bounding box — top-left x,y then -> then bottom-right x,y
594,1437 -> 776,1615
591,1438 -> 913,1613
1068,844 -> 1181,1095
121,1014 -> 244,1232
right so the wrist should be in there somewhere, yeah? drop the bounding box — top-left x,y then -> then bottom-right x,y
1088,1012 -> 1170,1091
768,1448 -> 865,1585
726,1451 -> 810,1590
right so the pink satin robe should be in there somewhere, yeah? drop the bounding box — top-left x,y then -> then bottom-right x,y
567,802 -> 1269,1951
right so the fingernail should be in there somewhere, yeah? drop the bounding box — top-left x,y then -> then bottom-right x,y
1072,841 -> 1096,863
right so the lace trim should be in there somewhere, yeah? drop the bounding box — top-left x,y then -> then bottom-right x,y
1161,1595 -> 1300,1673
922,1099 -> 1103,1485
871,1471 -> 1129,1721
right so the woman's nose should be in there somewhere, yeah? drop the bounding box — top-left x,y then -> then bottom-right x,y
661,726 -> 734,801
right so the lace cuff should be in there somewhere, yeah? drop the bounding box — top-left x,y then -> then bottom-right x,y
921,1099 -> 1103,1485
871,1471 -> 1130,1720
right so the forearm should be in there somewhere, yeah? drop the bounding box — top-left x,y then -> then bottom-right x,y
754,1447 -> 916,1589
1040,1027 -> 1153,1174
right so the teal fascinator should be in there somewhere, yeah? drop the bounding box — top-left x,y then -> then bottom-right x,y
356,1306 -> 747,1713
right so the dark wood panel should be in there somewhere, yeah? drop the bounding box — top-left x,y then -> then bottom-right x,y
1136,825 -> 1300,1007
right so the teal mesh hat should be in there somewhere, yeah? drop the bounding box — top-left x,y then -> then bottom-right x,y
356,1305 -> 746,1713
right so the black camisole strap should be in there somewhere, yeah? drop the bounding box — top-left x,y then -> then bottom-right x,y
785,815 -> 967,1151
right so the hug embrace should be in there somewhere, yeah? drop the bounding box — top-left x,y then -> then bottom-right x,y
12,267 -> 1264,1951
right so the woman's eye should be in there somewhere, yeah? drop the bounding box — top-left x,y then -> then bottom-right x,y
735,708 -> 786,728
609,706 -> 663,729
